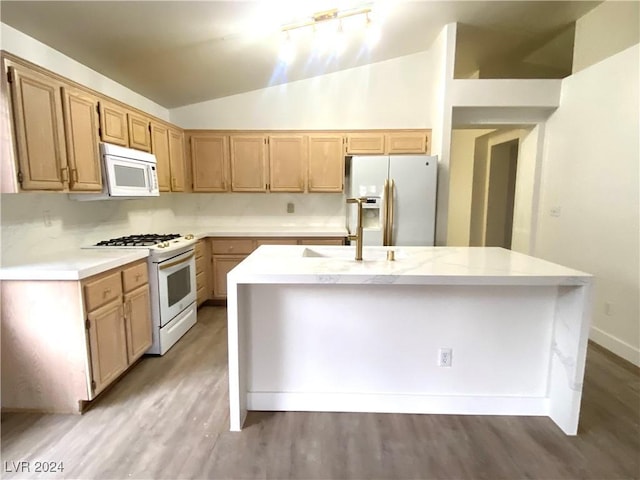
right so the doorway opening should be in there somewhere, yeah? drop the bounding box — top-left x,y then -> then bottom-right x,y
484,139 -> 519,248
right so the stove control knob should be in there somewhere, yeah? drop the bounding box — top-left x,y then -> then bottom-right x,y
164,242 -> 170,247
185,234 -> 194,240
158,243 -> 166,248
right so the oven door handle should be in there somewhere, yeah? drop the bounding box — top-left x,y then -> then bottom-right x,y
159,252 -> 195,270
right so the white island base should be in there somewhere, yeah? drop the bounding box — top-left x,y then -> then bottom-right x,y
227,246 -> 592,435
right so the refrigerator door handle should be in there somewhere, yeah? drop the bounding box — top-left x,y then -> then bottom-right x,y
388,179 -> 395,246
382,179 -> 390,245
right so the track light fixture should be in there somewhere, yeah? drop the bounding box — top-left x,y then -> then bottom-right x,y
278,4 -> 378,63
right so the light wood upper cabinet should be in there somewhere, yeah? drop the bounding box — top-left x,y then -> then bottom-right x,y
87,299 -> 129,396
61,86 -> 102,192
307,134 -> 344,192
168,128 -> 186,192
151,122 -> 171,192
386,131 -> 430,154
98,100 -> 128,147
127,112 -> 151,152
230,135 -> 268,192
8,64 -> 67,190
269,135 -> 306,192
191,135 -> 229,192
123,284 -> 152,363
346,133 -> 385,155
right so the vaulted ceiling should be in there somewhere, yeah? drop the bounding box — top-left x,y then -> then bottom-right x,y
0,1 -> 599,108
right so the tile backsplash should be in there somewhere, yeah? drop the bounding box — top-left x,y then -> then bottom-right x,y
0,192 -> 345,261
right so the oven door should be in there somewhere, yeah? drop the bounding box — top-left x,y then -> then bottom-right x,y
157,249 -> 197,326
104,155 -> 159,197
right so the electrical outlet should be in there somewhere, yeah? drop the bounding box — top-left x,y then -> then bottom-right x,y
287,202 -> 295,214
549,206 -> 562,217
438,348 -> 452,367
604,302 -> 614,316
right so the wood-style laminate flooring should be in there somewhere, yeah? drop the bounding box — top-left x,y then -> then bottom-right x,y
2,306 -> 639,480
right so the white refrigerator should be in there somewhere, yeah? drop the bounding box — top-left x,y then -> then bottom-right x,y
347,155 -> 438,246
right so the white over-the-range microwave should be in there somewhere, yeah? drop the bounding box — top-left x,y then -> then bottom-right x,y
70,143 -> 159,201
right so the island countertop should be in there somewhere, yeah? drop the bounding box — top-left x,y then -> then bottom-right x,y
229,245 -> 591,286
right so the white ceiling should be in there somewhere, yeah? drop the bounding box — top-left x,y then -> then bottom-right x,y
0,1 -> 599,108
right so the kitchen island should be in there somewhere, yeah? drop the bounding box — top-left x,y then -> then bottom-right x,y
227,246 -> 592,435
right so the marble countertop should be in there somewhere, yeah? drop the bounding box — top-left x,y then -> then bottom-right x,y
0,250 -> 150,281
183,225 -> 348,239
229,246 -> 592,286
0,225 -> 348,281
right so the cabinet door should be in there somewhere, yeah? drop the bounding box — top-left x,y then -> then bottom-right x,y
127,112 -> 151,152
98,100 -> 128,146
8,65 -> 67,190
87,299 -> 128,396
308,134 -> 345,192
191,135 -> 229,192
212,255 -> 246,299
151,122 -> 171,192
386,132 -> 428,154
269,135 -> 306,192
229,135 -> 268,192
346,133 -> 385,155
124,284 -> 152,363
61,86 -> 102,191
168,128 -> 186,192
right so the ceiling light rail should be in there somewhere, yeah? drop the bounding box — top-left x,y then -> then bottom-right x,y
281,6 -> 373,34
278,4 -> 378,63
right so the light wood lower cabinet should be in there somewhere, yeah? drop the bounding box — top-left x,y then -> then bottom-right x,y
0,259 -> 152,413
195,239 -> 211,306
87,299 -> 129,395
212,255 -> 246,299
209,236 -> 345,300
124,284 -> 152,362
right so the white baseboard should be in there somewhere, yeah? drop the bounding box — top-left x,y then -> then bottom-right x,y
247,392 -> 549,417
590,327 -> 640,367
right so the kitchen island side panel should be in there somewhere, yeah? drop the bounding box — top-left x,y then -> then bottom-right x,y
245,284 -> 556,397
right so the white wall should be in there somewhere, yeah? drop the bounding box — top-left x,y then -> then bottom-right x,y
0,23 -> 169,120
0,193 -> 344,261
573,1 -> 640,73
447,128 -> 493,246
536,44 -> 640,366
170,50 -> 436,130
430,23 -> 457,246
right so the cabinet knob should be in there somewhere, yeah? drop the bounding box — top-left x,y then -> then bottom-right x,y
103,288 -> 111,298
135,274 -> 142,281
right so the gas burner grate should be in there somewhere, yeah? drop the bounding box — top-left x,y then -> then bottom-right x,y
95,233 -> 181,247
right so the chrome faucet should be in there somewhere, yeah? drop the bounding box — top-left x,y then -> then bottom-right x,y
347,197 -> 365,261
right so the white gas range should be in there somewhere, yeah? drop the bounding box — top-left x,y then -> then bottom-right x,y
88,233 -> 198,355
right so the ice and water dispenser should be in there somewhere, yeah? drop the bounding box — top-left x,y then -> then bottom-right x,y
361,196 -> 382,229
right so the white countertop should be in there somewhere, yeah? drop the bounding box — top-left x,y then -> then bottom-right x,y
184,225 -> 348,239
0,249 -> 150,281
229,246 -> 592,286
0,226 -> 348,281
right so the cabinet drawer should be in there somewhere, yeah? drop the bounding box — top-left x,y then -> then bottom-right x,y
196,270 -> 206,291
197,286 -> 206,304
299,238 -> 345,245
84,271 -> 122,312
210,238 -> 255,255
195,241 -> 205,259
121,261 -> 148,293
256,238 -> 298,246
196,255 -> 207,275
